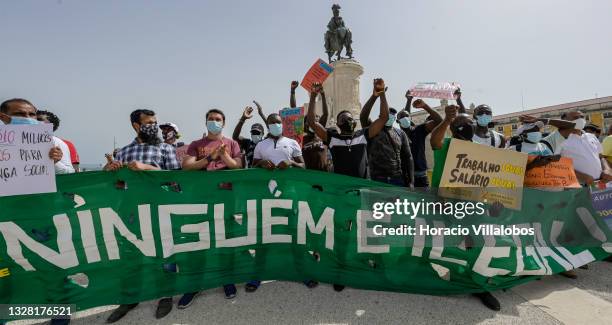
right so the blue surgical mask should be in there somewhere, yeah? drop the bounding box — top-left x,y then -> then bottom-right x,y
476,114 -> 492,127
268,123 -> 283,137
10,116 -> 40,125
386,114 -> 396,127
206,120 -> 223,134
526,131 -> 542,143
251,134 -> 263,143
399,117 -> 411,128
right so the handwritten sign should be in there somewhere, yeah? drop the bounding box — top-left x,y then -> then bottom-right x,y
524,156 -> 581,188
439,139 -> 528,210
0,124 -> 56,197
409,82 -> 461,100
591,187 -> 612,230
301,59 -> 334,93
279,107 -> 305,147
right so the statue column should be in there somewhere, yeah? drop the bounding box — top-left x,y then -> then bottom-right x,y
309,59 -> 364,127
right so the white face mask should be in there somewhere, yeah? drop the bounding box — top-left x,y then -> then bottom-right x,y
573,118 -> 586,130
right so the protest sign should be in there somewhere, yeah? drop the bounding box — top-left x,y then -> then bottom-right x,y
409,82 -> 460,100
524,156 -> 581,188
280,106 -> 305,146
439,139 -> 528,210
591,187 -> 612,230
301,59 -> 334,92
0,124 -> 56,197
0,169 -> 609,312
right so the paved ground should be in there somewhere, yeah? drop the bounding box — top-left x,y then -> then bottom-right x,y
9,261 -> 612,325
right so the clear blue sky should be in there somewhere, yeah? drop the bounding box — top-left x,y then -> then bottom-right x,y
1,0 -> 611,164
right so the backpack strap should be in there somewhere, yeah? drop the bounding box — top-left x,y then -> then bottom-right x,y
489,130 -> 495,147
515,143 -> 522,152
541,139 -> 553,153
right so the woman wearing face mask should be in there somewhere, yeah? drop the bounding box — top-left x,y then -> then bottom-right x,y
509,122 -> 553,156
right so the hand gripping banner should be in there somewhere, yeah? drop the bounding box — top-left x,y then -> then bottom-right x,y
0,169 -> 610,311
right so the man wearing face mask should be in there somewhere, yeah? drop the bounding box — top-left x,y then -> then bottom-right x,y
160,122 -> 187,164
1,99 -> 73,174
302,83 -> 330,171
103,109 -> 180,323
396,92 -> 443,188
471,104 -> 505,148
233,102 -> 268,168
359,95 -> 414,187
559,111 -> 612,185
509,121 -> 553,156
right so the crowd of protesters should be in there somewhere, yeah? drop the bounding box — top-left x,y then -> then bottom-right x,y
1,78 -> 612,324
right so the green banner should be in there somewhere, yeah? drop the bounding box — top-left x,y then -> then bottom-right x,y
0,169 -> 610,311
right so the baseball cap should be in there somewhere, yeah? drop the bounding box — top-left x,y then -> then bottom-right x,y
251,123 -> 264,134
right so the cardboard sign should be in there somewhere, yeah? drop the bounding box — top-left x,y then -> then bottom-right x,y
0,124 -> 56,197
591,187 -> 612,230
409,82 -> 460,100
301,59 -> 334,93
524,156 -> 581,188
280,107 -> 305,147
439,139 -> 528,210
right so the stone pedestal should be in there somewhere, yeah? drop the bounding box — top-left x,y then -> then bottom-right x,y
305,59 -> 364,128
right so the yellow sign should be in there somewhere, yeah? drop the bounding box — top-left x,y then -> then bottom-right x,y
439,139 -> 528,210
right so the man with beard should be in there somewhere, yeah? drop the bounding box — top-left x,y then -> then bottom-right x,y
103,109 -> 180,323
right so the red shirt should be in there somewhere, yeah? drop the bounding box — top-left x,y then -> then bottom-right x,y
61,138 -> 80,164
186,136 -> 241,170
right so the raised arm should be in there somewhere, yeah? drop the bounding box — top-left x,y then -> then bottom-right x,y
431,105 -> 458,149
404,90 -> 414,113
413,99 -> 443,133
454,88 -> 466,114
253,100 -> 267,122
367,78 -> 390,139
232,106 -> 253,141
319,90 -> 329,126
360,94 -> 377,128
305,83 -> 328,143
290,81 -> 299,108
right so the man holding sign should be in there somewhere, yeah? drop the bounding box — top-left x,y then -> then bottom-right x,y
0,98 -> 73,175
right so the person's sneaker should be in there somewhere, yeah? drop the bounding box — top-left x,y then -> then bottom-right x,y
106,303 -> 138,323
473,292 -> 500,311
579,264 -> 589,270
333,284 -> 345,292
224,284 -> 237,299
303,280 -> 319,289
178,292 -> 199,309
560,270 -> 578,279
50,318 -> 70,325
245,280 -> 261,292
605,256 -> 612,263
155,297 -> 173,319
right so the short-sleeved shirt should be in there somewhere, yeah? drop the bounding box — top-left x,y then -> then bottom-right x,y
175,144 -> 188,164
473,130 -> 504,148
603,135 -> 612,165
367,126 -> 406,178
431,137 -> 451,188
325,128 -> 369,178
186,136 -> 241,171
116,139 -> 181,170
238,138 -> 257,168
401,124 -> 429,173
61,138 -> 80,164
302,133 -> 329,171
253,136 -> 302,165
542,130 -> 566,155
561,132 -> 603,179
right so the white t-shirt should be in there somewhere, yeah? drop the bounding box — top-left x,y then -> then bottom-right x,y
253,136 -> 302,165
53,136 -> 75,174
472,130 -> 503,148
561,132 -> 602,179
542,130 -> 566,155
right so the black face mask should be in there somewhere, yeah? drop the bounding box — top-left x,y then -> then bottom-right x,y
139,123 -> 162,145
338,118 -> 355,133
452,123 -> 474,141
